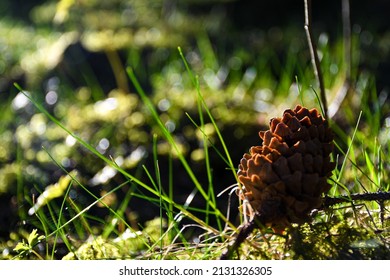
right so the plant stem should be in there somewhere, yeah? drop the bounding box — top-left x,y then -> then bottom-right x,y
31,249 -> 44,260
304,0 -> 328,119
106,50 -> 129,93
328,0 -> 352,118
342,0 -> 352,82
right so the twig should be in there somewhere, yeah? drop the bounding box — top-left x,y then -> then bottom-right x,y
342,0 -> 352,82
220,213 -> 265,260
323,191 -> 390,207
304,0 -> 328,119
328,0 -> 352,118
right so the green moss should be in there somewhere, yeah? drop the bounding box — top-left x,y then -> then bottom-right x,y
0,164 -> 20,194
287,220 -> 390,260
62,236 -> 121,260
62,218 -> 168,260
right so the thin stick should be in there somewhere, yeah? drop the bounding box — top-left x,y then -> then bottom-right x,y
323,191 -> 390,207
342,0 -> 352,82
328,0 -> 352,118
304,0 -> 328,119
220,213 -> 266,260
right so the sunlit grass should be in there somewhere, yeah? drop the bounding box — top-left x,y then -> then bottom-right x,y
11,58 -> 236,259
3,23 -> 389,260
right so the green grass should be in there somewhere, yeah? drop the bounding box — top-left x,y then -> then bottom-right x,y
1,20 -> 390,260
11,71 -> 390,260
9,55 -> 237,259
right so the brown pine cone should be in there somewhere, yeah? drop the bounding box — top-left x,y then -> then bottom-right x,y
237,105 -> 335,231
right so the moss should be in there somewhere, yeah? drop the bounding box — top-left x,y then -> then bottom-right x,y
0,164 -> 20,194
287,220 -> 390,260
62,236 -> 121,260
62,218 -> 168,260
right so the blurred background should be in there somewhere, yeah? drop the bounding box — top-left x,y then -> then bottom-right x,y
0,0 -> 389,255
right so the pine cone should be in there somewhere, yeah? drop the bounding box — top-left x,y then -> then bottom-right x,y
237,105 -> 335,231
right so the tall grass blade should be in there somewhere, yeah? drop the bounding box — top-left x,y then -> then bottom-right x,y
126,68 -> 230,229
